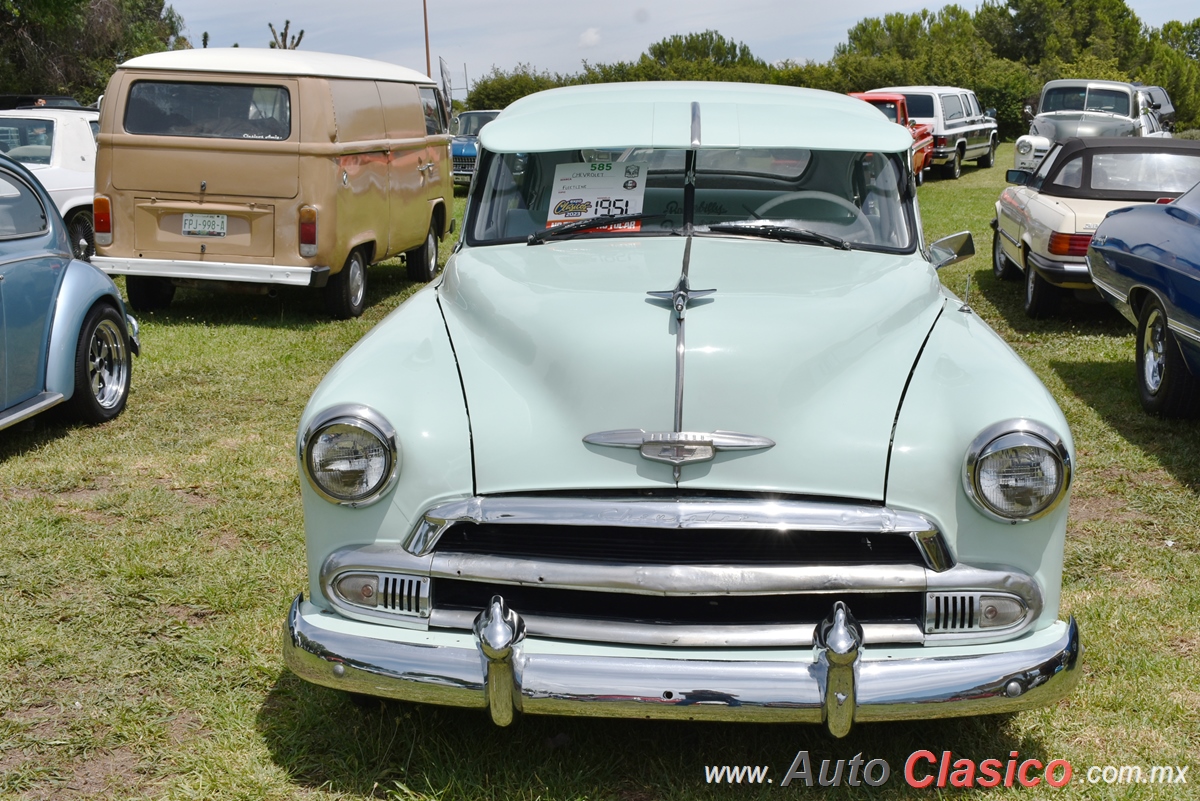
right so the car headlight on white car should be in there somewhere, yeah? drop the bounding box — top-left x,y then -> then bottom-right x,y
1016,139 -> 1033,155
301,404 -> 401,506
964,420 -> 1071,522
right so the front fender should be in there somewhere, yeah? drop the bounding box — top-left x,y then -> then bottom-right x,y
45,261 -> 127,399
886,305 -> 1074,628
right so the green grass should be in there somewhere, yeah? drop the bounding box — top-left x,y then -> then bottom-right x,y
1,149 -> 1197,799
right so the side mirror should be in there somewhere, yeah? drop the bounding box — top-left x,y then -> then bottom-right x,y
929,231 -> 974,270
985,107 -> 997,119
1022,105 -> 1034,121
1005,169 -> 1031,186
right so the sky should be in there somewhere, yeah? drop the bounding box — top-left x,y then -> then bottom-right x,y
169,0 -> 1198,100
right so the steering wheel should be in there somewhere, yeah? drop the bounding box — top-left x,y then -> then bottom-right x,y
753,191 -> 873,239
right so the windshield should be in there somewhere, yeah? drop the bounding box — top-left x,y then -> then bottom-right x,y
467,147 -> 913,251
0,118 -> 55,164
457,111 -> 498,136
1041,87 -> 1131,117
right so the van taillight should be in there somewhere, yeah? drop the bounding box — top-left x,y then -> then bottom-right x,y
1048,232 -> 1092,256
94,196 -> 112,246
299,206 -> 317,257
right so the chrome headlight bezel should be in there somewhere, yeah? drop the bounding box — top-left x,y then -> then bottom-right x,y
300,404 -> 401,507
963,419 -> 1071,523
1016,139 -> 1034,155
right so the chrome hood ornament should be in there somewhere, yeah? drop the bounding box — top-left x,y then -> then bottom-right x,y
584,429 -> 775,467
584,231 -> 773,480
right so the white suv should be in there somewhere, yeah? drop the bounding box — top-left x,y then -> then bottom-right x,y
0,107 -> 99,259
873,85 -> 999,179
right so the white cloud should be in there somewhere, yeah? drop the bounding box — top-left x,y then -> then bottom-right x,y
579,27 -> 601,48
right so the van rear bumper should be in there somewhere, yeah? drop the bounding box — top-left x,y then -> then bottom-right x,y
93,257 -> 331,288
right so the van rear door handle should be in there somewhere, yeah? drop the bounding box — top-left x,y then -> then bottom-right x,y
417,161 -> 435,173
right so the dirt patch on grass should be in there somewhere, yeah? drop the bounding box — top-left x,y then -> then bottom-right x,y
163,604 -> 216,627
19,747 -> 143,800
1070,493 -> 1143,523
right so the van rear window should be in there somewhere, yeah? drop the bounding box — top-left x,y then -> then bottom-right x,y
125,81 -> 291,140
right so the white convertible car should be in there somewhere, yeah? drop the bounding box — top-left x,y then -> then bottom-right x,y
285,82 -> 1080,737
994,136 -> 1200,317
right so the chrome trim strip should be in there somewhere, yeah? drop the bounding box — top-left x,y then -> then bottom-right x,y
431,608 -> 924,647
92,256 -> 327,287
429,553 -> 929,595
0,391 -> 65,433
1169,317 -> 1200,347
285,595 -> 1082,730
583,429 -> 774,467
1089,274 -> 1128,305
402,496 -> 950,559
690,101 -> 701,147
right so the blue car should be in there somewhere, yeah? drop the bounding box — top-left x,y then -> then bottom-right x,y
451,109 -> 499,185
1088,179 -> 1200,416
0,152 -> 139,433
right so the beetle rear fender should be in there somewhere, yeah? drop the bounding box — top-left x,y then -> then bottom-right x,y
45,262 -> 127,399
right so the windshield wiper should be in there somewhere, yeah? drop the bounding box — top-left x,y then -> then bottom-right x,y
527,212 -> 664,245
705,223 -> 851,250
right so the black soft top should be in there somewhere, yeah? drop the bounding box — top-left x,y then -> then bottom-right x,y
1039,137 -> 1200,201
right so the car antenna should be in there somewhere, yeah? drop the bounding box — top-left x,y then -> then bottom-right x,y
960,276 -> 973,314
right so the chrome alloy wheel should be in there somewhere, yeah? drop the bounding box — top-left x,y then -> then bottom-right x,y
348,254 -> 366,310
423,229 -> 437,277
1142,306 -> 1168,395
88,318 -> 130,409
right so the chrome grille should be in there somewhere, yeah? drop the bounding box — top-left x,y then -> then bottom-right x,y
927,592 -> 978,631
380,574 -> 426,615
452,155 -> 476,174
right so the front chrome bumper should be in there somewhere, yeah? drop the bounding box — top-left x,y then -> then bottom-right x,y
284,594 -> 1081,737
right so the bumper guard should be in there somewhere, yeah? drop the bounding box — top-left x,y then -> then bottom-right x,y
284,594 -> 1080,737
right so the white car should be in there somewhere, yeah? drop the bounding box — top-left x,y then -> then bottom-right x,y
0,108 -> 99,260
993,137 -> 1200,317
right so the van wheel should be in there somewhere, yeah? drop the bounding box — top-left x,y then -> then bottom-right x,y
326,249 -> 367,319
406,224 -> 439,283
978,138 -> 997,168
66,208 -> 95,261
125,276 -> 175,312
942,149 -> 962,179
67,303 -> 132,424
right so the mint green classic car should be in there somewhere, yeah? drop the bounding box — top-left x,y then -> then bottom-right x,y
285,82 -> 1080,737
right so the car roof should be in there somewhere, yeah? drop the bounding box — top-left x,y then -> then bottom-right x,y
479,82 -> 912,154
1041,79 -> 1134,92
119,48 -> 434,85
1038,137 -> 1200,201
872,86 -> 974,95
0,108 -> 98,120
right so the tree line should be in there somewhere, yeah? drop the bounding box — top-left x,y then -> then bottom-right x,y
466,2 -> 1200,137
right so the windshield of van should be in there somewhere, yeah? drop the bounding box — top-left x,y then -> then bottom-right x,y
124,81 -> 291,140
467,147 -> 913,251
0,118 -> 55,164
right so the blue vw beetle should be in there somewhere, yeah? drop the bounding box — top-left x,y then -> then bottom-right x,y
1088,179 -> 1200,416
0,152 -> 138,433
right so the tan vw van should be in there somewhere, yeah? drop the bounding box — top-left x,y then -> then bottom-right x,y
92,48 -> 452,318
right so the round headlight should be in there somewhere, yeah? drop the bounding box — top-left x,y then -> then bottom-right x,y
1016,140 -> 1033,155
301,405 -> 400,506
964,421 -> 1071,522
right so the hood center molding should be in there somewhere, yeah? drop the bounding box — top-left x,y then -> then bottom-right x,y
585,234 -> 774,480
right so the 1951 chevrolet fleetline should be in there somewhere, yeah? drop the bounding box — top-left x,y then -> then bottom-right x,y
284,82 -> 1080,737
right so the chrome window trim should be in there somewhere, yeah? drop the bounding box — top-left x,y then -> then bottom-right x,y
403,495 -> 953,571
962,418 -> 1072,523
1089,274 -> 1128,304
299,403 -> 401,507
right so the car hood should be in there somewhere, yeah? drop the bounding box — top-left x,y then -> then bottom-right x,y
438,236 -> 944,500
1031,113 -> 1135,141
451,136 -> 479,156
